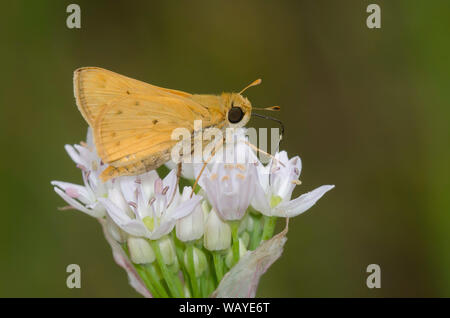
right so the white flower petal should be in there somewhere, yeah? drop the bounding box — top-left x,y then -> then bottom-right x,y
99,198 -> 149,237
170,192 -> 203,220
273,185 -> 334,217
51,181 -> 92,205
64,144 -> 84,167
148,219 -> 176,240
53,187 -> 102,218
251,180 -> 271,215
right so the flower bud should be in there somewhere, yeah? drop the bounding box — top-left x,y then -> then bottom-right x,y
176,202 -> 205,242
169,256 -> 180,274
246,215 -> 255,232
184,246 -> 207,277
204,209 -> 231,251
106,217 -> 127,243
201,200 -> 210,218
158,236 -> 176,265
127,237 -> 155,264
238,214 -> 249,234
225,238 -> 247,268
240,232 -> 250,248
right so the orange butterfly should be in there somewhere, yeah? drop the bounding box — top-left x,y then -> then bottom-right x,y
74,67 -> 278,182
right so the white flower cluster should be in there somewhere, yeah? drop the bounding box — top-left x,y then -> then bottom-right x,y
51,128 -> 334,298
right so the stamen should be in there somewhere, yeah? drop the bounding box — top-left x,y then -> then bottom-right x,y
294,168 -> 300,175
224,164 -> 234,170
236,173 -> 246,180
221,175 -> 230,182
291,179 -> 302,185
162,186 -> 169,195
148,197 -> 156,206
236,164 -> 246,172
210,173 -> 218,181
128,201 -> 137,209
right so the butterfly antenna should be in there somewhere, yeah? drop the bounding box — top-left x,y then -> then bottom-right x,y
239,78 -> 262,94
253,106 -> 281,111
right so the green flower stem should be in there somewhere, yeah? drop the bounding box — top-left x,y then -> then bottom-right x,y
175,245 -> 192,297
135,264 -> 161,297
173,238 -> 191,297
250,217 -> 263,250
261,216 -> 277,241
143,263 -> 169,298
200,273 -> 209,297
213,252 -> 224,282
201,251 -> 216,297
150,240 -> 184,297
207,273 -> 216,296
230,221 -> 240,266
186,244 -> 200,298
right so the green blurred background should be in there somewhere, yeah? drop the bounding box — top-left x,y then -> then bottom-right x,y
0,0 -> 449,297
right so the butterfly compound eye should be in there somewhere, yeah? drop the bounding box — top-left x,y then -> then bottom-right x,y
228,106 -> 244,124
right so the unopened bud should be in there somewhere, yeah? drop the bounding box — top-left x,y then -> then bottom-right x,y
225,238 -> 247,268
106,218 -> 127,243
204,209 -> 231,251
184,246 -> 207,277
158,236 -> 176,265
240,232 -> 250,248
201,200 -> 210,217
176,202 -> 204,242
127,237 -> 155,264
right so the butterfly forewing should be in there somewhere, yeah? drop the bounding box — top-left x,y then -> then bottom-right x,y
74,67 -> 215,172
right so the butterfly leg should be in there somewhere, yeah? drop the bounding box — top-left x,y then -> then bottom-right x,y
190,137 -> 225,197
